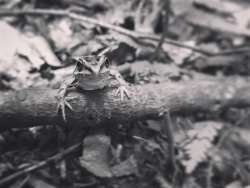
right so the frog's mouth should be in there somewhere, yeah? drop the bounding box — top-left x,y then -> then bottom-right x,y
79,79 -> 108,90
91,67 -> 101,75
83,71 -> 109,79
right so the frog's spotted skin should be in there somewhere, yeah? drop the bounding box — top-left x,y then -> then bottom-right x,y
57,54 -> 130,121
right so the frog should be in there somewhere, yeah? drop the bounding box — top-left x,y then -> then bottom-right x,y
57,53 -> 130,121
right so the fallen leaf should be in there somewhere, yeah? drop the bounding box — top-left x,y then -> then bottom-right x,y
23,32 -> 62,67
163,40 -> 195,65
0,21 -> 61,69
111,155 -> 138,177
133,0 -> 162,33
0,21 -> 56,89
181,121 -> 224,174
0,21 -> 20,64
226,181 -> 243,188
79,134 -> 113,178
29,176 -> 56,188
171,0 -> 194,16
183,7 -> 250,37
48,18 -> 75,50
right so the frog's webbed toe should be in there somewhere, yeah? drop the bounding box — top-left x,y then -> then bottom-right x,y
115,86 -> 130,101
57,95 -> 76,122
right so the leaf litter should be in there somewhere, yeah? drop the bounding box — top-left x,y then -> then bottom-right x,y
1,0 -> 250,187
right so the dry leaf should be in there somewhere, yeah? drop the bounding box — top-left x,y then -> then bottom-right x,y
0,21 -> 61,69
29,176 -> 56,188
133,0 -> 162,33
79,134 -> 113,178
171,0 -> 194,16
183,7 -> 250,37
163,40 -> 195,65
0,21 -> 61,88
48,18 -> 74,50
181,121 -> 224,174
0,21 -> 21,64
226,181 -> 243,188
23,33 -> 62,67
111,155 -> 138,177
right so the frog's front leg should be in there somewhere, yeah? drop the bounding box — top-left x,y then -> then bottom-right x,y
57,78 -> 77,121
109,69 -> 130,101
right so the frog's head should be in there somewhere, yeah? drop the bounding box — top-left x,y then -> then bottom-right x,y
73,55 -> 109,75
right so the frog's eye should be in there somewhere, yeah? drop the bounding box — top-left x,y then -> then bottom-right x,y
76,61 -> 84,70
104,58 -> 110,68
101,56 -> 110,67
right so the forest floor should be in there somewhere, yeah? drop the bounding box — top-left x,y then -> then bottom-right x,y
1,0 -> 250,188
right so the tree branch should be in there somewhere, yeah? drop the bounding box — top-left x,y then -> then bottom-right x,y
0,79 -> 250,130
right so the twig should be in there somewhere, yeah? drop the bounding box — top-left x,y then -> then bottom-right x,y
151,0 -> 171,62
212,47 -> 250,56
0,9 -> 213,55
163,112 -> 175,173
155,173 -> 172,188
162,111 -> 181,187
206,128 -> 234,188
0,142 -> 81,186
1,9 -> 250,56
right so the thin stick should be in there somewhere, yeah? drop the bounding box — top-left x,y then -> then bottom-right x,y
164,112 -> 175,171
212,47 -> 250,56
151,0 -> 171,62
0,142 -> 81,186
206,128 -> 234,188
1,9 -> 250,56
0,9 -> 213,55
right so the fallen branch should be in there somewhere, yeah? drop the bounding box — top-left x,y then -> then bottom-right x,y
0,79 -> 250,130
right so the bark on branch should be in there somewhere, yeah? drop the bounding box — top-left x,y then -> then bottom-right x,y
0,79 -> 250,130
